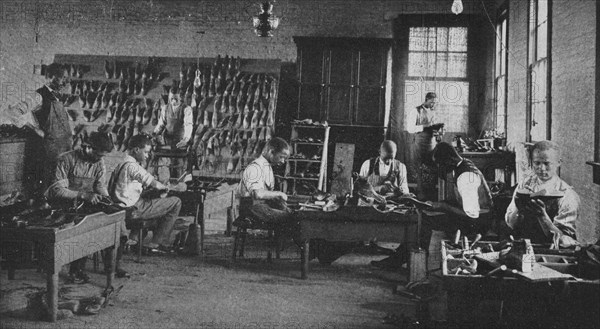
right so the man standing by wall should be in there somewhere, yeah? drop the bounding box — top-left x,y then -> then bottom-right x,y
33,63 -> 72,190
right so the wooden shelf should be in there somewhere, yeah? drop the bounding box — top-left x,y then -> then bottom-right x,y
288,158 -> 321,163
291,141 -> 324,146
291,124 -> 329,129
277,176 -> 320,181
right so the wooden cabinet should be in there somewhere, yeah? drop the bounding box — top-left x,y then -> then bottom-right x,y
293,37 -> 391,127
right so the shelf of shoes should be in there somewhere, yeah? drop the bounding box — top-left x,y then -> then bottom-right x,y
51,54 -> 281,182
279,124 -> 330,196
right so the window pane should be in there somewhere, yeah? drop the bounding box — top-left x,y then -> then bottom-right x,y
537,21 -> 547,59
436,52 -> 448,77
501,19 -> 507,74
409,27 -> 428,51
531,59 -> 547,103
426,27 -> 437,51
496,25 -> 502,76
448,53 -> 467,77
437,27 -> 449,52
448,27 -> 468,52
408,52 -> 426,76
537,0 -> 548,24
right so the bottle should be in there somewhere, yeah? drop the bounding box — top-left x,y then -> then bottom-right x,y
521,239 -> 535,273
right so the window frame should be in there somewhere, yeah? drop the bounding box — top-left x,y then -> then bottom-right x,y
494,4 -> 509,135
588,0 -> 600,184
526,0 -> 552,142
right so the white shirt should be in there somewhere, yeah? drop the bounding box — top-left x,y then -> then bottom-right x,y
238,155 -> 274,198
406,105 -> 435,134
455,170 -> 482,219
110,155 -> 155,207
505,174 -> 579,237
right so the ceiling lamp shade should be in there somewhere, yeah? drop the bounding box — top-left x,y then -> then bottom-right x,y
252,1 -> 280,37
451,0 -> 464,15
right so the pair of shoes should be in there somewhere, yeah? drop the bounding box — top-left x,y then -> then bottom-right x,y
144,244 -> 175,255
68,270 -> 90,284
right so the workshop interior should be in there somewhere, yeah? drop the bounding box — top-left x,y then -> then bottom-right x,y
0,0 -> 599,328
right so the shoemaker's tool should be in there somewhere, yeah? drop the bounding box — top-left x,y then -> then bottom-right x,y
454,230 -> 461,245
484,265 -> 508,277
463,236 -> 470,250
470,234 -> 482,250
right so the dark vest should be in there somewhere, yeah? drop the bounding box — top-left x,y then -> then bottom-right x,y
449,159 -> 493,211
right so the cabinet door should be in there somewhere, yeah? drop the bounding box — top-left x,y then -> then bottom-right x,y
354,86 -> 385,126
299,48 -> 325,84
325,86 -> 353,124
327,48 -> 354,85
357,48 -> 385,87
298,84 -> 323,121
324,47 -> 354,124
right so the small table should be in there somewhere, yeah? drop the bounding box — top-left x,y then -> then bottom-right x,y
0,211 -> 124,322
296,206 -> 420,279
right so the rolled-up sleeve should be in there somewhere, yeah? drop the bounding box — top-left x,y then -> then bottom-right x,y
505,189 -> 520,228
128,162 -> 155,188
396,162 -> 409,195
456,172 -> 481,219
182,105 -> 194,142
553,190 -> 579,238
241,163 -> 266,195
359,160 -> 370,178
94,162 -> 109,196
47,156 -> 79,200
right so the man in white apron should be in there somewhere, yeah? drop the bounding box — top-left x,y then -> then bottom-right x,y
153,93 -> 193,180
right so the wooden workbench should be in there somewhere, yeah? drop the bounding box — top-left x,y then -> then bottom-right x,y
296,206 -> 420,279
0,211 -> 124,322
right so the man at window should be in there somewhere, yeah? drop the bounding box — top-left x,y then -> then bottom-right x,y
407,92 -> 444,199
505,141 -> 580,247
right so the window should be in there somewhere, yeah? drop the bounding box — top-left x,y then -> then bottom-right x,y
494,7 -> 508,135
527,0 -> 551,141
404,27 -> 470,132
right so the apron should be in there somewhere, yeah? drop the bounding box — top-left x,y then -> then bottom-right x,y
412,105 -> 437,166
365,157 -> 399,190
36,87 -> 72,188
163,103 -> 186,147
158,103 -> 187,179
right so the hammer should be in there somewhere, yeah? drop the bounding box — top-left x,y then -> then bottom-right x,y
484,265 -> 508,277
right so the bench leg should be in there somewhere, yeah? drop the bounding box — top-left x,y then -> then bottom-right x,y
46,272 -> 58,322
267,230 -> 273,262
275,231 -> 281,260
232,227 -> 240,260
136,228 -> 143,263
239,229 -> 246,258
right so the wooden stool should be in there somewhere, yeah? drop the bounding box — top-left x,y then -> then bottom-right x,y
232,217 -> 281,262
127,219 -> 156,263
